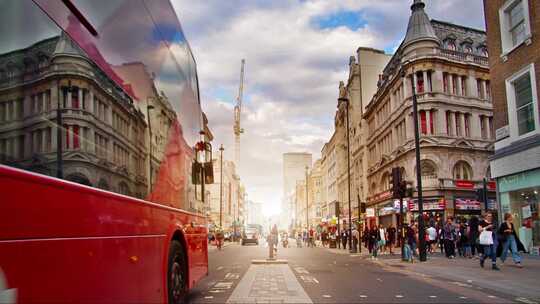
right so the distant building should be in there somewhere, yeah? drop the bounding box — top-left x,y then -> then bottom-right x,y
484,0 -> 540,255
207,158 -> 243,232
282,152 -> 312,228
363,0 -> 494,228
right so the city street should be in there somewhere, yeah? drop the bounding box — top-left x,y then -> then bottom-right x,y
186,242 -> 539,303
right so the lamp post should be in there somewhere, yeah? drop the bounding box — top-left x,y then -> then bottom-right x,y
219,145 -> 224,228
405,66 -> 427,262
305,166 -> 309,229
338,96 -> 353,252
147,104 -> 155,192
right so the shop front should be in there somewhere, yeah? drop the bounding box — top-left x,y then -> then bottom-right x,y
498,169 -> 540,256
408,197 -> 446,226
454,198 -> 482,221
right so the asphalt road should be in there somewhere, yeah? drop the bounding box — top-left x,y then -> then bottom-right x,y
186,241 -> 518,303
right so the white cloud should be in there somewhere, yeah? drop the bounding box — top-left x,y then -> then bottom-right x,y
172,0 -> 485,208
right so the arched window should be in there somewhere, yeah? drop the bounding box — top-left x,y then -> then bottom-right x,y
445,39 -> 456,51
98,179 -> 110,190
118,181 -> 130,195
463,44 -> 473,53
453,161 -> 473,180
420,160 -> 437,178
66,173 -> 92,186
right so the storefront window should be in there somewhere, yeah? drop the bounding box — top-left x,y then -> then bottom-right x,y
502,187 -> 540,250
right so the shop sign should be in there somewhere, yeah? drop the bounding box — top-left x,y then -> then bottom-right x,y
488,181 -> 496,190
369,191 -> 392,202
379,206 -> 395,216
487,199 -> 497,210
455,198 -> 481,210
408,198 -> 446,211
498,169 -> 540,193
455,180 -> 474,189
393,199 -> 408,211
366,208 -> 375,218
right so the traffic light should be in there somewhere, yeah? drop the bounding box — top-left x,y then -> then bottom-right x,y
391,167 -> 402,199
475,188 -> 485,202
360,202 -> 366,213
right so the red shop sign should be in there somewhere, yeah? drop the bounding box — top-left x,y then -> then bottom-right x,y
408,198 -> 446,211
488,181 -> 496,190
455,180 -> 474,189
455,198 -> 481,210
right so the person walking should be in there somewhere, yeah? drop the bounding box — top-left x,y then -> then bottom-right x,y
426,224 -> 437,254
442,217 -> 456,259
378,224 -> 387,255
387,225 -> 396,254
479,212 -> 499,270
364,226 -> 371,253
498,213 -> 525,268
468,216 -> 480,258
341,229 -> 348,250
352,227 -> 359,253
370,225 -> 380,260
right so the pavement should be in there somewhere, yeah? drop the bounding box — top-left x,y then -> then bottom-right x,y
185,241 -> 540,303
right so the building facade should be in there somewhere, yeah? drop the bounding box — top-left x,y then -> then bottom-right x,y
363,0 -> 495,229
484,0 -> 540,255
0,33 -> 149,198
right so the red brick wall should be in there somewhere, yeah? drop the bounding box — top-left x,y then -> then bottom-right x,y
483,0 -> 540,131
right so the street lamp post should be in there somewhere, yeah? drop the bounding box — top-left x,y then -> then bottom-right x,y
408,68 -> 427,262
147,104 -> 155,192
305,166 -> 309,229
338,96 -> 353,252
219,145 -> 224,228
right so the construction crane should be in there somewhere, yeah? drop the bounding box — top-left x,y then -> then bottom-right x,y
233,59 -> 245,169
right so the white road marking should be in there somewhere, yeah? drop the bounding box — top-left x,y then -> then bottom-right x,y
323,295 -> 332,298
313,278 -> 319,284
459,296 -> 468,299
225,273 -> 240,280
376,278 -> 383,282
214,282 -> 234,289
429,295 -> 437,298
516,297 -> 539,304
359,295 -> 368,298
395,295 -> 404,298
217,266 -> 224,271
294,267 -> 310,274
204,296 -> 214,299
488,295 -> 497,299
208,290 -> 225,293
466,279 -> 473,283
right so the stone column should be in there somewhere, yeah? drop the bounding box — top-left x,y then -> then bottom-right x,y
423,70 -> 429,92
481,80 -> 487,100
42,92 -> 46,113
437,109 -> 446,135
51,124 -> 58,153
413,73 -> 418,94
89,127 -> 95,154
449,112 -> 456,136
485,116 -> 491,139
50,83 -> 58,110
449,74 -> 454,95
42,128 -> 48,152
467,75 -> 475,98
460,112 -> 466,137
24,132 -> 32,157
426,109 -> 432,134
405,111 -> 414,139
433,70 -> 443,92
471,113 -> 482,138
456,75 -> 462,96
402,76 -> 408,98
88,90 -> 94,115
65,125 -> 71,150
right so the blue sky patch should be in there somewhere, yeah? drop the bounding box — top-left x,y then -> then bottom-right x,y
313,11 -> 367,31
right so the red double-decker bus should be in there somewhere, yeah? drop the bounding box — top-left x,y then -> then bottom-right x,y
0,1 -> 209,303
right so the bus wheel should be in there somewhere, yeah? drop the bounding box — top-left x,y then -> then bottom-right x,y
168,240 -> 187,304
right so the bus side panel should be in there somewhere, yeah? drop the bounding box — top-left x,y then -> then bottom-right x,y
0,166 -> 206,302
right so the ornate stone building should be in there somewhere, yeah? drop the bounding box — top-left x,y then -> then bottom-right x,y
363,0 -> 495,228
0,33 -> 149,197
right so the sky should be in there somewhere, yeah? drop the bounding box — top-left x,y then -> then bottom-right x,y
171,0 -> 486,215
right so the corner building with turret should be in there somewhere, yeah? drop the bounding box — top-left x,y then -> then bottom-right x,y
363,0 -> 496,228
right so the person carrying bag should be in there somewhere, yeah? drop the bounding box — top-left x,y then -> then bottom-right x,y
478,212 -> 499,270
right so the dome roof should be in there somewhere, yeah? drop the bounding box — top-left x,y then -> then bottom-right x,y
402,0 -> 439,48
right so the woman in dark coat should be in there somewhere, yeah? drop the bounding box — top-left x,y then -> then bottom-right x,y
497,213 -> 526,267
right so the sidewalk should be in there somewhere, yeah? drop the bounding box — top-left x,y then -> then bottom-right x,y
372,252 -> 540,301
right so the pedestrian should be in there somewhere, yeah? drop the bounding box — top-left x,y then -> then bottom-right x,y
364,226 -> 371,252
498,213 -> 525,268
437,223 -> 444,254
443,217 -> 456,258
341,229 -> 348,250
352,227 -> 359,253
468,216 -> 480,258
370,225 -> 380,260
479,211 -> 499,270
387,225 -> 396,254
378,224 -> 387,254
426,224 -> 437,254
403,223 -> 416,263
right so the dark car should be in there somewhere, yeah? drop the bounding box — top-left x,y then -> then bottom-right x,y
242,228 -> 259,245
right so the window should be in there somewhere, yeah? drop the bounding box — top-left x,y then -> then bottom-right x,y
514,73 -> 535,135
480,115 -> 487,139
464,114 -> 470,137
499,0 -> 531,53
452,75 -> 457,95
429,110 -> 434,134
477,79 -> 484,99
461,77 -> 467,96
443,73 -> 449,94
445,40 -> 456,51
463,44 -> 473,53
420,160 -> 437,178
73,125 -> 80,149
446,111 -> 451,135
453,161 -> 472,180
455,113 -> 462,136
420,110 -> 427,134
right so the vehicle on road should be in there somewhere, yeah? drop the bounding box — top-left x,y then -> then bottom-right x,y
241,227 -> 259,245
0,1 -> 209,303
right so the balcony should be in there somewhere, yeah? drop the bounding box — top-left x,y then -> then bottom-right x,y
437,49 -> 489,67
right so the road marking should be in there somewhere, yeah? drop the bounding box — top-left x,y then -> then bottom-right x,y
299,275 -> 319,284
204,296 -> 214,299
429,295 -> 437,298
459,296 -> 468,299
225,273 -> 240,280
395,295 -> 404,298
313,278 -> 319,284
359,295 -> 368,298
208,289 -> 226,293
376,278 -> 383,282
217,266 -> 224,271
323,295 -> 332,298
294,267 -> 310,274
516,297 -> 539,304
488,295 -> 497,299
